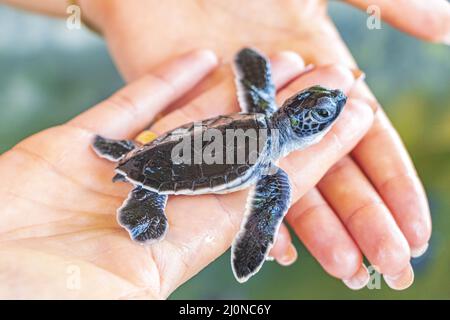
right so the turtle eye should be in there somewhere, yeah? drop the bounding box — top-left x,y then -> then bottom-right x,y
313,108 -> 331,120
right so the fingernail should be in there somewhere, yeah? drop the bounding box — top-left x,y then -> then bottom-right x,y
193,49 -> 219,66
275,51 -> 305,67
348,97 -> 379,114
411,242 -> 429,258
302,64 -> 315,73
383,265 -> 414,290
350,68 -> 366,81
342,264 -> 370,290
276,243 -> 298,266
271,52 -> 306,85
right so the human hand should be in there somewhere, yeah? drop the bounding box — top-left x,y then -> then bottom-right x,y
74,0 -> 445,289
0,51 -> 219,299
0,48 -> 377,298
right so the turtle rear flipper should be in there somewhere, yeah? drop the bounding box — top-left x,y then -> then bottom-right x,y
231,166 -> 291,283
233,48 -> 277,116
118,186 -> 168,244
92,135 -> 137,162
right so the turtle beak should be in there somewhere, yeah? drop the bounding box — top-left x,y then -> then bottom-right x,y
332,89 -> 347,117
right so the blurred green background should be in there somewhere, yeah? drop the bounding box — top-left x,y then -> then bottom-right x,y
0,3 -> 449,299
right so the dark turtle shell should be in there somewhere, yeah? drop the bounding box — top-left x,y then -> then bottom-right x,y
116,113 -> 270,194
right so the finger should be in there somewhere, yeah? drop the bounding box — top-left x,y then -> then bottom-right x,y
286,188 -> 368,289
275,64 -> 364,105
69,50 -> 218,138
152,63 -> 361,136
355,110 -> 431,256
312,26 -> 432,258
344,0 -> 450,44
318,157 -> 412,282
2,0 -> 67,16
268,223 -> 298,266
151,51 -> 306,134
350,98 -> 431,256
383,264 -> 415,290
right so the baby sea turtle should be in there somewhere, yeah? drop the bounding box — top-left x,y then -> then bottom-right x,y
92,48 -> 347,282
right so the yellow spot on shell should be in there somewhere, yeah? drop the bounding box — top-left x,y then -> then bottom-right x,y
135,130 -> 158,144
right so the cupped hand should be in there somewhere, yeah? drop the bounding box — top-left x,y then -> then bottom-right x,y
74,0 -> 445,289
0,51 -> 219,299
0,48 -> 376,298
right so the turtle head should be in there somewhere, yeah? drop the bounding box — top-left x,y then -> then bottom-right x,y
280,85 -> 346,141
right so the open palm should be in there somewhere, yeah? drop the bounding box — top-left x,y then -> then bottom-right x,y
0,52 -> 222,299
75,0 -> 445,290
0,47 -> 378,298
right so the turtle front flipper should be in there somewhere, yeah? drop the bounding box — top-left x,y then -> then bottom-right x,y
233,48 -> 277,116
231,166 -> 292,283
118,186 -> 168,244
92,135 -> 137,162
